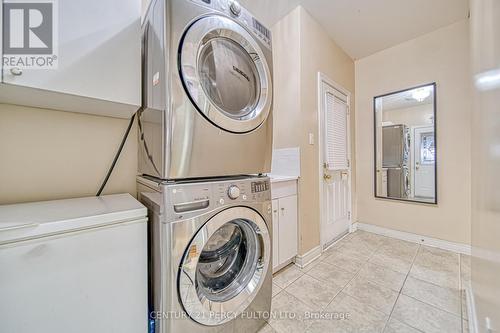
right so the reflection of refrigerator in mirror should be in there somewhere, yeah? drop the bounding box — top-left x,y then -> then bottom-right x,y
382,125 -> 410,198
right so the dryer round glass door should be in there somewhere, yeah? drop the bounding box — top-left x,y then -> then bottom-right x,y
179,15 -> 272,133
178,207 -> 271,326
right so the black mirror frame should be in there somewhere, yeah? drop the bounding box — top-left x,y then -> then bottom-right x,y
373,82 -> 438,205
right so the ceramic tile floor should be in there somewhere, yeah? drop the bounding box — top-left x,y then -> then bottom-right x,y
259,230 -> 471,333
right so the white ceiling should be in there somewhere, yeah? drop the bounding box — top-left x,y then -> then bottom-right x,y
240,0 -> 469,60
379,88 -> 434,111
301,0 -> 469,59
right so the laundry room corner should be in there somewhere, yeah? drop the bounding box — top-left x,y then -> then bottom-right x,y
2,0 -> 500,332
271,5 -> 356,257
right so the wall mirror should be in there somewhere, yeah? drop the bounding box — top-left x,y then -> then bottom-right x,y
374,83 -> 437,204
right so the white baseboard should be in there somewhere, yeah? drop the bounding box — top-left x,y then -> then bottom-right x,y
354,222 -> 471,255
272,259 -> 295,274
294,245 -> 322,268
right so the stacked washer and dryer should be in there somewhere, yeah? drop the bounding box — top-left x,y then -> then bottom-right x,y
137,0 -> 274,332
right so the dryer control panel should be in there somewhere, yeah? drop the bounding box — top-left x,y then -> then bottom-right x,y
188,0 -> 272,49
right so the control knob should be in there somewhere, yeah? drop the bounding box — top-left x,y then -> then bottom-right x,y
227,185 -> 241,200
229,0 -> 241,16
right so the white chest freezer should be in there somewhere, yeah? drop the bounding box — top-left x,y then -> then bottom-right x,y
0,194 -> 148,333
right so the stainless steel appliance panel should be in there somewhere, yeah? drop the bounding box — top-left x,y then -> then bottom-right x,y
139,0 -> 273,180
383,125 -> 404,167
137,175 -> 272,333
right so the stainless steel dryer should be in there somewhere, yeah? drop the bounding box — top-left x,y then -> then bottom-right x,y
137,176 -> 272,333
140,0 -> 273,180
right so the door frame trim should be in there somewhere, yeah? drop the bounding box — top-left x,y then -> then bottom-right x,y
317,72 -> 353,250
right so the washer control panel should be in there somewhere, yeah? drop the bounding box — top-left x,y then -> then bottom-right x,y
188,0 -> 272,49
215,179 -> 270,205
229,0 -> 241,16
227,185 -> 241,199
216,181 -> 249,203
251,180 -> 269,193
167,177 -> 270,215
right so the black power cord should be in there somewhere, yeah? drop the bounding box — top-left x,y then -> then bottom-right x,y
137,109 -> 161,176
96,112 -> 137,196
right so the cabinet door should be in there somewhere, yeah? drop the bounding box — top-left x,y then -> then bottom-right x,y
278,195 -> 298,264
2,0 -> 140,108
272,199 -> 279,270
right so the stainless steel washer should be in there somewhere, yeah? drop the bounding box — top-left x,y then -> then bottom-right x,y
137,176 -> 272,333
140,0 -> 273,180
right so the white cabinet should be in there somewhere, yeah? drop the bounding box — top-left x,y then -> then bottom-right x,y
277,195 -> 298,264
272,200 -> 280,269
0,0 -> 141,118
271,179 -> 298,272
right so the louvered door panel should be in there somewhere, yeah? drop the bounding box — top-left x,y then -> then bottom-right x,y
325,92 -> 348,170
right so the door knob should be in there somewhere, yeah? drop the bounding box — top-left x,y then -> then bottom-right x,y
323,174 -> 332,180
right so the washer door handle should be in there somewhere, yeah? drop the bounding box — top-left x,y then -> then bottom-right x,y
256,232 -> 266,269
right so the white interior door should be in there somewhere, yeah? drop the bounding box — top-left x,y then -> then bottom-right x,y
413,126 -> 435,198
319,75 -> 351,248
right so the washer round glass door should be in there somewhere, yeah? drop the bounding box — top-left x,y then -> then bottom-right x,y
178,207 -> 271,326
179,15 -> 272,133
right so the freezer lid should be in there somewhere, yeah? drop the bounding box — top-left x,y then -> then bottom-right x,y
0,194 -> 147,244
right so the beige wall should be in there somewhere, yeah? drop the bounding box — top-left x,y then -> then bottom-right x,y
355,19 -> 471,244
382,104 -> 434,128
470,0 -> 500,330
272,8 -> 301,149
0,104 -> 138,204
272,6 -> 355,254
